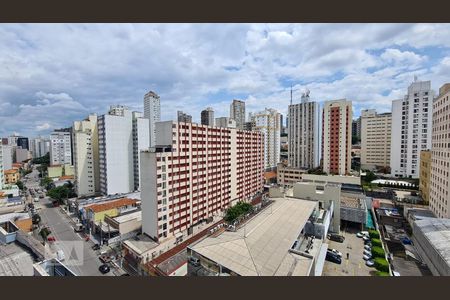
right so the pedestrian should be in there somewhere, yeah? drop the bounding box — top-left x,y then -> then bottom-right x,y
347,252 -> 349,260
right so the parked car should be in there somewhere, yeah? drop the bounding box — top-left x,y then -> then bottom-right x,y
74,223 -> 84,233
393,271 -> 401,276
99,264 -> 110,274
326,252 -> 342,264
56,249 -> 65,261
189,256 -> 201,267
366,259 -> 375,267
363,249 -> 372,256
401,237 -> 412,245
364,240 -> 372,246
92,244 -> 100,251
363,235 -> 370,242
364,244 -> 372,251
363,253 -> 372,261
327,233 -> 345,243
356,232 -> 364,238
327,248 -> 342,257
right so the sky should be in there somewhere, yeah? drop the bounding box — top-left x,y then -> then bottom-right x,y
1,23 -> 450,138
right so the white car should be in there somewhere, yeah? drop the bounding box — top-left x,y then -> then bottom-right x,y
356,232 -> 364,238
364,245 -> 372,251
363,249 -> 372,256
366,260 -> 375,267
328,248 -> 342,257
363,235 -> 370,242
363,253 -> 372,260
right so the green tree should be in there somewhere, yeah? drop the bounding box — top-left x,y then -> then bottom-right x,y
47,186 -> 70,204
32,214 -> 42,225
374,257 -> 389,273
40,177 -> 53,189
371,238 -> 382,247
368,229 -> 380,239
372,246 -> 386,258
16,180 -> 24,190
39,227 -> 51,245
224,202 -> 253,224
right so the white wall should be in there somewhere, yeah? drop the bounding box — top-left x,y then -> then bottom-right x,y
140,151 -> 158,239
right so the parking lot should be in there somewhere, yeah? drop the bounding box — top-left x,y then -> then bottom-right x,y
322,225 -> 376,276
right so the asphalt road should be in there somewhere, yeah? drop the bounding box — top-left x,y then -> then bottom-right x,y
39,199 -> 111,276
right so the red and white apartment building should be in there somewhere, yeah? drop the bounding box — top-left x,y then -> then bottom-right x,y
322,99 -> 352,175
140,121 -> 264,241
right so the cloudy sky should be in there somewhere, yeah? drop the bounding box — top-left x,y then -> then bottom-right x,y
1,23 -> 450,138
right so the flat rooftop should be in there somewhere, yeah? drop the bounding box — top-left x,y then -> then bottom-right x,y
189,197 -> 317,276
113,210 -> 142,223
123,234 -> 158,255
0,243 -> 35,276
414,218 -> 450,266
340,192 -> 366,210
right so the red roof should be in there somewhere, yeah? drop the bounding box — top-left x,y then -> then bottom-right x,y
4,169 -> 19,175
59,175 -> 74,180
85,198 -> 138,213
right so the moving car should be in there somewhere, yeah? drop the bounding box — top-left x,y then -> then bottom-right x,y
326,252 -> 342,264
327,233 -> 345,243
366,259 -> 375,267
99,264 -> 110,274
327,248 -> 343,257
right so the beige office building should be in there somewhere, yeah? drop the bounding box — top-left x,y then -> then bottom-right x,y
73,114 -> 100,197
419,150 -> 431,205
430,83 -> 450,218
360,109 -> 392,171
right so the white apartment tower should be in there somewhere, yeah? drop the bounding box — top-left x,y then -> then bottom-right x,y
390,79 -> 434,178
322,99 -> 352,175
288,90 -> 321,169
73,114 -> 100,197
360,109 -> 392,171
140,121 -> 264,241
144,91 -> 161,148
430,83 -> 450,218
32,137 -> 50,158
98,106 -> 150,195
215,117 -> 236,129
230,99 -> 245,130
251,108 -> 281,169
50,128 -> 73,166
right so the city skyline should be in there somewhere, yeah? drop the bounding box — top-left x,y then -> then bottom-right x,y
2,24 -> 450,137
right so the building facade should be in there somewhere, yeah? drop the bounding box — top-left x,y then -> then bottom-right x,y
132,112 -> 150,191
419,150 -> 431,205
177,111 -> 192,123
360,109 -> 392,171
50,128 -> 73,166
322,99 -> 352,175
352,117 -> 361,143
143,91 -> 161,148
230,99 -> 245,130
98,106 -> 135,196
73,114 -> 100,197
215,117 -> 236,129
430,83 -> 450,218
391,79 -> 434,178
288,91 -> 321,169
17,137 -> 29,150
250,108 -> 281,169
276,163 -> 307,187
15,147 -> 31,163
1,145 -> 13,171
140,121 -> 264,241
0,145 -> 3,190
32,137 -> 50,158
200,107 -> 214,126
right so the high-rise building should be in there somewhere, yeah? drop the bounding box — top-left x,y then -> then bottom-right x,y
230,99 -> 245,130
288,91 -> 321,169
352,117 -> 361,143
50,128 -> 73,166
391,79 -> 434,178
17,137 -> 29,150
8,135 -> 19,146
98,106 -> 149,195
32,137 -> 50,158
15,147 -> 31,163
201,107 -> 214,126
322,99 -> 352,175
73,114 -> 100,197
430,83 -> 450,218
215,117 -> 236,129
360,109 -> 392,171
419,150 -> 431,205
140,121 -> 264,241
143,91 -> 161,148
177,111 -> 192,123
132,111 -> 150,191
251,108 -> 281,170
1,145 -> 13,170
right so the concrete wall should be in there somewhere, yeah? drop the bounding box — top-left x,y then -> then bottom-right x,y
301,174 -> 360,185
140,151 -> 158,239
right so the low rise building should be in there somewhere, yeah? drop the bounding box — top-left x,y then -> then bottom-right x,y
33,259 -> 77,276
104,210 -> 142,236
276,163 -> 307,187
187,196 -> 326,276
4,169 -> 20,184
412,218 -> 450,276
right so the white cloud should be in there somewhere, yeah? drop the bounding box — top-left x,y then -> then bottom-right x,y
35,122 -> 51,131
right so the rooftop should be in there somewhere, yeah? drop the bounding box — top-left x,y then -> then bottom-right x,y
414,218 -> 450,266
123,234 -> 159,256
189,197 -> 317,276
85,198 -> 138,213
4,169 -> 19,175
340,192 -> 366,209
112,210 -> 142,224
